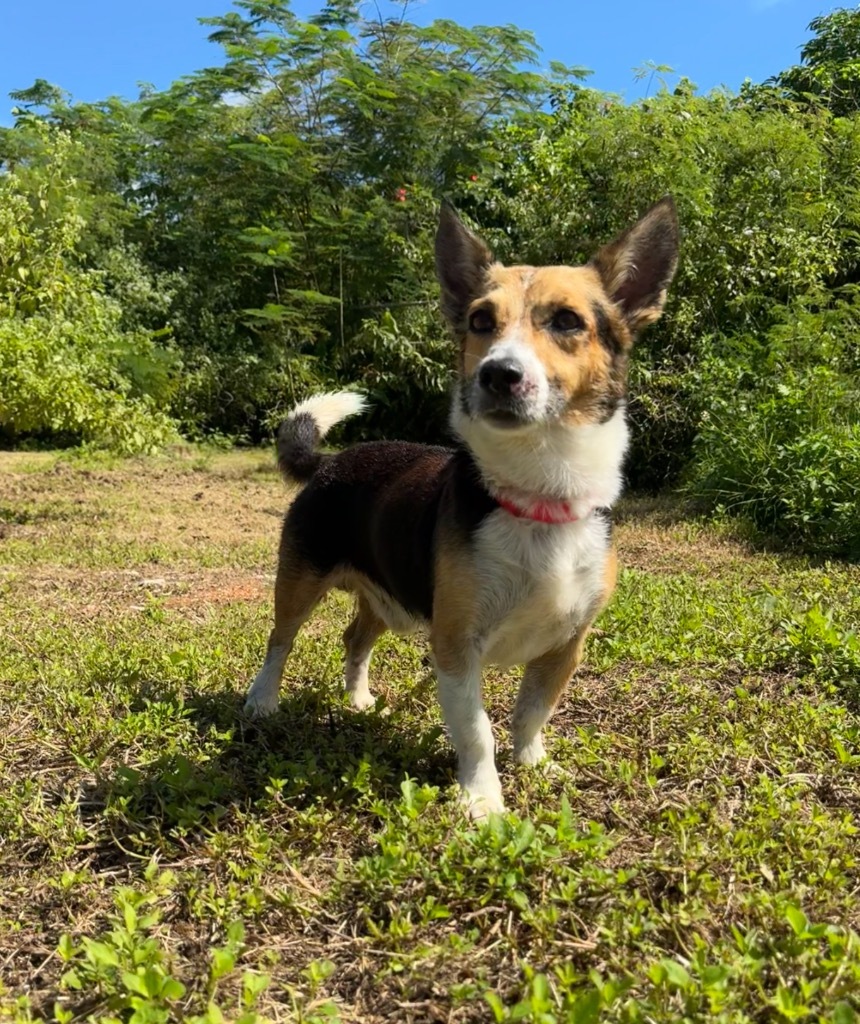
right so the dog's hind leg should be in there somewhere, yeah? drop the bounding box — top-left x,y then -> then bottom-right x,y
245,557 -> 328,718
511,630 -> 588,766
342,595 -> 386,710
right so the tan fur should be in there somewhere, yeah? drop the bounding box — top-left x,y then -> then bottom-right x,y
514,635 -> 586,730
462,265 -> 632,426
430,536 -> 478,674
602,545 -> 618,604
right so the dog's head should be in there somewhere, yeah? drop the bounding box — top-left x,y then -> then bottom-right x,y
436,199 -> 679,439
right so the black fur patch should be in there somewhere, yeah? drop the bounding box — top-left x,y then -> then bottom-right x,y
593,303 -> 623,357
277,412 -> 323,482
594,506 -> 614,536
285,442 -> 497,620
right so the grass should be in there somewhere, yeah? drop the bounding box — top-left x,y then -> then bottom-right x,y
1,448 -> 859,1023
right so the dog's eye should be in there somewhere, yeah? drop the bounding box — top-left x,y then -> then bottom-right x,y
551,309 -> 584,333
469,309 -> 496,333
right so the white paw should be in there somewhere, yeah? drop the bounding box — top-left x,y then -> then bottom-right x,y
463,789 -> 506,821
346,689 -> 375,711
459,776 -> 506,821
243,691 -> 280,718
513,736 -> 547,767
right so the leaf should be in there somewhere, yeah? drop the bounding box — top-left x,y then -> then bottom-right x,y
242,971 -> 271,1001
510,890 -> 529,911
511,819 -> 536,857
484,991 -> 505,1023
660,959 -> 692,990
60,969 -> 82,991
832,1001 -> 857,1024
701,964 -> 731,987
123,901 -> 138,934
122,970 -> 151,997
161,978 -> 187,1001
211,947 -> 236,980
571,990 -> 601,1023
785,904 -> 808,936
83,939 -> 120,968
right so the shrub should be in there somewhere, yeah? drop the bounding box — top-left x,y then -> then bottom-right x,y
0,124 -> 179,453
688,297 -> 860,555
0,306 -> 177,455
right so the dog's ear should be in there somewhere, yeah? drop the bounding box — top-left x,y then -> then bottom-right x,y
435,202 -> 494,326
591,196 -> 679,334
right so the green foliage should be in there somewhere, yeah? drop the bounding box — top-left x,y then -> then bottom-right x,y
58,870 -> 189,1022
5,1 -> 860,544
0,124 -> 178,452
57,868 -> 270,1024
775,7 -> 860,117
334,307 -> 452,441
689,295 -> 860,554
772,593 -> 860,704
126,2 -> 550,440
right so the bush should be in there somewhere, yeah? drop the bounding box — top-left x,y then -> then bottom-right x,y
335,307 -> 453,443
0,124 -> 179,453
688,298 -> 860,555
0,306 -> 178,455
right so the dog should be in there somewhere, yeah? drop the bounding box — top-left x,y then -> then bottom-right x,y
245,198 -> 679,817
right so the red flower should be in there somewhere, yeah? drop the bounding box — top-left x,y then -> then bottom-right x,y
469,174 -> 478,181
395,187 -> 407,202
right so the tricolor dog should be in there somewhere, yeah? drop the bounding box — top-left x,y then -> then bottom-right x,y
245,198 -> 679,817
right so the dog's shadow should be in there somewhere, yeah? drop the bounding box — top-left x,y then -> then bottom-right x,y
100,676 -> 454,846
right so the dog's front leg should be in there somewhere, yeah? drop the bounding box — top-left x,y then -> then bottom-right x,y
433,650 -> 504,819
512,630 -> 587,766
431,545 -> 503,818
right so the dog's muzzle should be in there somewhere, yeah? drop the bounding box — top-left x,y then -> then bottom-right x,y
470,357 -> 538,427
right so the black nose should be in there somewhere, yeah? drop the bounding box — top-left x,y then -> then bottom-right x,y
478,358 -> 524,396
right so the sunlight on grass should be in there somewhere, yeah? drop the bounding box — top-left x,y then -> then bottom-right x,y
1,452 -> 859,1022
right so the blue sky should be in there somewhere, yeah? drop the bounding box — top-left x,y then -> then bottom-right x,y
0,0 -> 837,122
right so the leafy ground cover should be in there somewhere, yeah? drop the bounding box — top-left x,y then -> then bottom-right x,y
1,449 -> 859,1023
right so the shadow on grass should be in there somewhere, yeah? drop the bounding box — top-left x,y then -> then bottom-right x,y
99,677 -> 453,849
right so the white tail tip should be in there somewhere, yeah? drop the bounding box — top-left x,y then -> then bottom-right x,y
289,391 -> 367,438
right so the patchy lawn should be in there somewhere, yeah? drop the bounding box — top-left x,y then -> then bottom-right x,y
1,449 -> 859,1023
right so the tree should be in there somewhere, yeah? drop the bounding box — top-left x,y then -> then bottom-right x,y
774,6 -> 860,117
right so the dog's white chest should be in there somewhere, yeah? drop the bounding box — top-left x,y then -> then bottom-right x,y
474,512 -> 608,669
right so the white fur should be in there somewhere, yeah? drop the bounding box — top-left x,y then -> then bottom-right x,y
474,511 -> 610,670
344,637 -> 375,711
289,391 -> 366,437
336,570 -> 423,635
245,644 -> 290,716
452,399 -> 629,510
434,663 -> 505,818
441,398 -> 624,786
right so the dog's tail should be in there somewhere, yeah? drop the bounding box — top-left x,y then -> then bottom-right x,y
276,391 -> 367,483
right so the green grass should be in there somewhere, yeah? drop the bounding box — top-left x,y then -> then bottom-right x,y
1,452 -> 859,1023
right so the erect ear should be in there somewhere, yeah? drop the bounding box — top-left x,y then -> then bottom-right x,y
435,201 -> 495,326
591,196 -> 679,334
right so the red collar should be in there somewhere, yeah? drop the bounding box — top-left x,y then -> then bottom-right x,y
495,492 -> 584,525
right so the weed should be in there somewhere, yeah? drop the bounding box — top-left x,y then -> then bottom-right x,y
1,451 -> 859,1022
